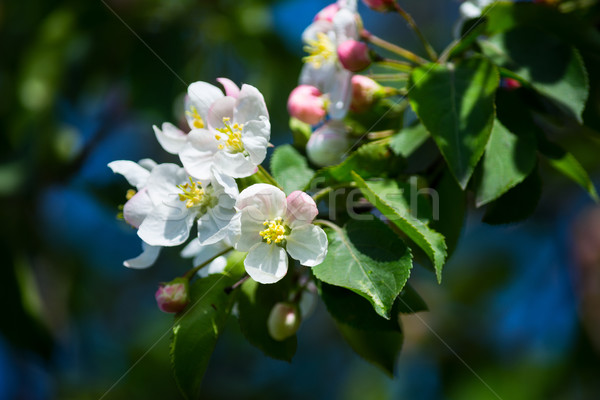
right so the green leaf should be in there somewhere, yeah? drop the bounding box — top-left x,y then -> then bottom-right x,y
479,27 -> 589,121
482,166 -> 542,225
389,123 -> 430,158
334,321 -> 403,377
409,56 -> 499,188
307,141 -> 400,188
312,219 -> 413,319
270,144 -> 315,195
237,278 -> 297,362
431,170 -> 466,256
537,137 -> 599,202
475,119 -> 537,207
289,117 -> 312,149
352,172 -> 447,283
171,274 -> 237,399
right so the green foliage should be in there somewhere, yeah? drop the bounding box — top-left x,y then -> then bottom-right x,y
475,119 -> 537,206
312,219 -> 413,319
389,122 -> 430,158
170,274 -> 238,400
479,27 -> 589,121
352,173 -> 447,283
409,56 -> 500,188
270,144 -> 315,195
237,278 -> 297,362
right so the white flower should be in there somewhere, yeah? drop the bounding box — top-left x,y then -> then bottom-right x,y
300,1 -> 358,120
179,84 -> 270,180
235,184 -> 328,284
108,158 -> 162,269
129,163 -> 238,247
180,238 -> 230,278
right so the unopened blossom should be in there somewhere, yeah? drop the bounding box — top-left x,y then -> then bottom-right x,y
109,159 -> 161,269
179,84 -> 271,180
306,120 -> 351,167
132,163 -> 238,247
337,40 -> 372,72
267,302 -> 301,341
155,278 -> 189,313
350,75 -> 384,112
235,185 -> 328,284
287,85 -> 327,125
300,0 -> 358,120
362,0 -> 396,12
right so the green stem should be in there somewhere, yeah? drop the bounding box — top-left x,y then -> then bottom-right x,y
367,130 -> 395,140
366,73 -> 409,82
225,274 -> 249,294
362,30 -> 428,65
393,4 -> 438,62
184,247 -> 233,280
311,183 -> 356,203
376,58 -> 413,72
257,165 -> 281,189
313,219 -> 343,233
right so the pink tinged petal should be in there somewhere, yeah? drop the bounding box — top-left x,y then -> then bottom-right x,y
123,188 -> 153,228
286,224 -> 328,267
197,206 -> 237,245
236,184 -> 287,220
285,191 -> 318,228
245,243 -> 289,284
124,242 -> 161,269
145,163 -> 187,205
187,81 -> 224,120
137,207 -> 196,247
207,96 -> 236,131
234,84 -> 269,122
314,3 -> 340,22
235,207 -> 267,251
108,160 -> 151,190
217,77 -> 240,98
153,123 -> 187,155
214,151 -> 256,179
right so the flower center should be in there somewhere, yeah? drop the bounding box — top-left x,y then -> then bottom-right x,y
303,32 -> 336,69
186,106 -> 205,129
215,117 -> 244,153
126,189 -> 136,200
178,177 -> 206,208
259,217 -> 288,245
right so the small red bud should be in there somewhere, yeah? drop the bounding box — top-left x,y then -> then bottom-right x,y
267,302 -> 301,341
362,0 -> 397,12
337,40 -> 372,72
155,278 -> 189,314
287,85 -> 327,126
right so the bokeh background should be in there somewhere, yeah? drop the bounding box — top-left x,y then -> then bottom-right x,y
2,0 -> 600,398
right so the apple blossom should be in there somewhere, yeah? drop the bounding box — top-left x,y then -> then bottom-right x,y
180,238 -> 231,278
287,85 -> 327,125
306,120 -> 351,167
235,185 -> 328,284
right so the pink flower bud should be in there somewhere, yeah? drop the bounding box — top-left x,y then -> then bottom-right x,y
314,4 -> 340,22
350,75 -> 383,113
337,40 -> 372,72
267,302 -> 301,341
362,0 -> 397,12
501,77 -> 522,91
155,278 -> 189,313
287,85 -> 327,126
306,121 -> 350,167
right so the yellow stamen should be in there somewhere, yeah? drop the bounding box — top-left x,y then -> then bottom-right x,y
177,177 -> 205,208
215,117 -> 244,153
185,106 -> 205,129
126,189 -> 136,200
303,32 -> 336,69
259,217 -> 287,245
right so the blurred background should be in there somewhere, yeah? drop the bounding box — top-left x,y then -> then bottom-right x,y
2,0 -> 600,398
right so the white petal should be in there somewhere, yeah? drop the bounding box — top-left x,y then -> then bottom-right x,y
145,163 -> 187,206
235,207 -> 266,251
123,188 -> 154,228
333,8 -> 358,43
210,167 -> 239,201
299,62 -> 337,93
138,158 -> 157,171
187,81 -> 224,120
234,84 -> 269,122
243,116 -> 270,140
180,237 -> 203,258
197,256 -> 228,278
137,206 -> 196,247
242,135 -> 268,165
327,68 -> 353,120
153,123 -> 187,155
207,96 -> 236,131
108,160 -> 150,190
197,207 -> 237,245
124,242 -> 161,269
236,184 -> 286,220
214,151 -> 256,178
286,224 -> 328,267
217,77 -> 240,98
285,191 -> 318,228
179,132 -> 219,181
245,243 -> 288,284
302,19 -> 333,43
